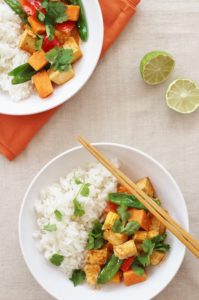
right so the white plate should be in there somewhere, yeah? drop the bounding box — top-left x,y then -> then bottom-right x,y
19,143 -> 189,300
0,0 -> 103,115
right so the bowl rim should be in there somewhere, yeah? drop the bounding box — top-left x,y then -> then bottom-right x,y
0,0 -> 104,116
18,142 -> 189,300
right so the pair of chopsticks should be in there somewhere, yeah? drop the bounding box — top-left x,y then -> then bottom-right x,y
77,136 -> 199,258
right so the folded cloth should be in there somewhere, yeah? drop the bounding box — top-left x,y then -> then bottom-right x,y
0,0 -> 140,160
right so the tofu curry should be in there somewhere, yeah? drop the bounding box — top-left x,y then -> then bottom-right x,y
5,0 -> 88,98
70,177 -> 170,287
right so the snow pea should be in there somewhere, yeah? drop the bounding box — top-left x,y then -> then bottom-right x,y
108,193 -> 146,210
9,63 -> 37,85
97,254 -> 123,284
68,0 -> 89,41
4,0 -> 27,22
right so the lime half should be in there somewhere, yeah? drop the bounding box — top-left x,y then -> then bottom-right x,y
166,79 -> 199,114
140,51 -> 175,85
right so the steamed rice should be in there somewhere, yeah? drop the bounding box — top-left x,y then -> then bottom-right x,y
33,162 -> 118,278
0,0 -> 33,101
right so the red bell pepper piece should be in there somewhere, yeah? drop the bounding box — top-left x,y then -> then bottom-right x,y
120,257 -> 135,272
104,202 -> 118,214
20,0 -> 45,17
55,21 -> 76,33
42,36 -> 60,52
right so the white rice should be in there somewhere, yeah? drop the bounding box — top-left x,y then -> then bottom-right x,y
33,161 -> 118,278
0,0 -> 33,101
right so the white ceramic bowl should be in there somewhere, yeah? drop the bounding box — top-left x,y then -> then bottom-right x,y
19,143 -> 189,300
0,0 -> 103,116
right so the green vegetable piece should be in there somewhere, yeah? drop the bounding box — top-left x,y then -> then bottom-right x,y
43,223 -> 57,232
132,261 -> 145,276
80,183 -> 90,197
97,254 -> 123,284
35,35 -> 44,51
45,24 -> 55,41
152,233 -> 170,252
8,63 -> 37,85
112,219 -> 140,235
68,0 -> 89,41
117,206 -> 130,225
45,47 -> 73,72
137,239 -> 155,267
50,254 -> 64,266
86,220 -> 104,250
73,198 -> 85,217
70,269 -> 85,286
108,193 -> 146,209
4,0 -> 27,22
54,209 -> 62,221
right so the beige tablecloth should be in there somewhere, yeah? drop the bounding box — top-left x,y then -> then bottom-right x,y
1,0 -> 199,299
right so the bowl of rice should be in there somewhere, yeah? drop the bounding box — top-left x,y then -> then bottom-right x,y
19,143 -> 189,300
0,0 -> 103,115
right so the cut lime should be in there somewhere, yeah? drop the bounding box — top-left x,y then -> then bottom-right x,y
166,79 -> 199,114
140,51 -> 175,85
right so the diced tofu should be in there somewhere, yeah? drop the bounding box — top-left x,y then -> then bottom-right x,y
136,177 -> 155,197
32,70 -> 53,98
103,230 -> 128,246
85,248 -> 108,265
150,251 -> 165,265
28,16 -> 46,34
84,264 -> 100,285
102,211 -> 119,230
19,29 -> 36,54
28,50 -> 48,71
128,209 -> 151,231
48,66 -> 75,85
111,271 -> 122,284
63,37 -> 82,63
147,230 -> 159,239
133,231 -> 148,242
114,240 -> 138,260
123,269 -> 147,286
149,216 -> 166,235
66,5 -> 80,21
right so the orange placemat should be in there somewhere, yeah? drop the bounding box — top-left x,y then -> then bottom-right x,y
0,0 -> 140,160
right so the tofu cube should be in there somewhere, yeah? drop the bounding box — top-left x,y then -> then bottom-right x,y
103,230 -> 128,246
28,50 -> 48,71
84,264 -> 100,285
136,177 -> 155,197
147,230 -> 159,240
114,240 -> 138,259
149,216 -> 166,235
63,37 -> 82,63
150,251 -> 165,265
128,209 -> 151,231
102,211 -> 120,230
85,248 -> 108,265
32,70 -> 53,98
66,5 -> 80,21
48,66 -> 74,85
19,29 -> 36,54
28,16 -> 46,34
133,231 -> 148,242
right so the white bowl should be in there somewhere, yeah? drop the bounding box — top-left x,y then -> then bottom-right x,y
19,143 -> 189,300
0,0 -> 103,116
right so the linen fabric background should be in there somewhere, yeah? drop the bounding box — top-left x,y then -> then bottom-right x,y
1,0 -> 199,299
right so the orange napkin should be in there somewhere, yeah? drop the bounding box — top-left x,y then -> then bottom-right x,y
0,0 -> 140,160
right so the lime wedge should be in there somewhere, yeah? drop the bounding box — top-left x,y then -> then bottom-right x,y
140,51 -> 175,85
166,79 -> 199,114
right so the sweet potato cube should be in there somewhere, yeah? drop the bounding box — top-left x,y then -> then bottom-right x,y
114,240 -> 138,260
111,271 -> 122,284
48,66 -> 74,85
123,269 -> 147,286
63,37 -> 82,63
66,5 -> 80,21
136,177 -> 155,197
84,264 -> 100,285
28,50 -> 48,71
19,29 -> 36,54
149,216 -> 166,235
128,209 -> 150,231
32,70 -> 53,98
28,16 -> 46,34
103,230 -> 128,246
85,248 -> 108,265
150,251 -> 165,265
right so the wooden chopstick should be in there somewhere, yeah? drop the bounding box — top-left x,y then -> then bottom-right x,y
77,136 -> 199,258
